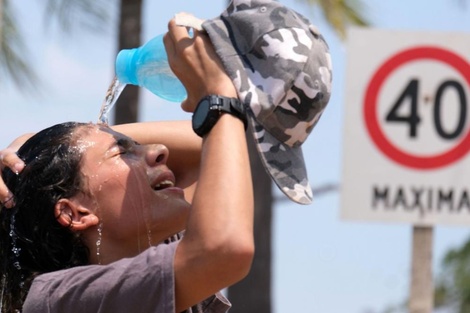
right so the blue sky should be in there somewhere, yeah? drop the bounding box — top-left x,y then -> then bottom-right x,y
1,1 -> 470,312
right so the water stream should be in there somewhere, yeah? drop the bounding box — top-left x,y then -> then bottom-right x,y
97,77 -> 156,252
98,77 -> 127,125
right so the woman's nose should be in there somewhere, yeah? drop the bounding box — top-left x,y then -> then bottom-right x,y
146,144 -> 169,166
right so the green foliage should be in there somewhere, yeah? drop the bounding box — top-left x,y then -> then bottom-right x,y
435,235 -> 470,313
0,0 -> 39,91
0,0 -> 111,91
297,0 -> 370,39
44,0 -> 111,34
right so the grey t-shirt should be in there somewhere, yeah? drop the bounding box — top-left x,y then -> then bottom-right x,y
22,241 -> 231,313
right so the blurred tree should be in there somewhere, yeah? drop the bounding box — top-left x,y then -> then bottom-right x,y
0,0 -> 39,90
434,236 -> 470,313
300,0 -> 369,38
227,1 -> 368,313
113,0 -> 142,124
1,1 -> 367,313
0,0 -> 110,92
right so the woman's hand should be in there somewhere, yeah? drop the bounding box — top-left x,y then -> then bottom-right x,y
163,19 -> 237,112
0,133 -> 31,208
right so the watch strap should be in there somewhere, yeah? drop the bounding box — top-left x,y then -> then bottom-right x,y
192,95 -> 247,137
215,95 -> 247,128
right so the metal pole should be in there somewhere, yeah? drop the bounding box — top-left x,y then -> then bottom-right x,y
409,226 -> 434,313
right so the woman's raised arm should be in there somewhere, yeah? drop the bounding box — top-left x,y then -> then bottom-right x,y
164,18 -> 254,312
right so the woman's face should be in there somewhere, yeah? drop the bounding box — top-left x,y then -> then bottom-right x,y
74,125 -> 190,247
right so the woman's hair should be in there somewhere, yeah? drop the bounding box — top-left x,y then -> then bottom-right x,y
0,122 -> 91,312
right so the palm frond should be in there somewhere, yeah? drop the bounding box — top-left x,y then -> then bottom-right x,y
44,0 -> 112,34
297,0 -> 370,40
0,0 -> 39,91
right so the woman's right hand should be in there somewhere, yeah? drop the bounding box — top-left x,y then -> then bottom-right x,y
0,134 -> 31,208
163,19 -> 237,113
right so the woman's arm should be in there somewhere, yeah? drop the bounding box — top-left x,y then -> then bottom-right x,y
164,19 -> 254,312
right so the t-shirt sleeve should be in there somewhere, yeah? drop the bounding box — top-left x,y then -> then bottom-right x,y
23,242 -> 178,313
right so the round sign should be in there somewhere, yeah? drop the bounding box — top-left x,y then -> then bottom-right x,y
364,46 -> 470,170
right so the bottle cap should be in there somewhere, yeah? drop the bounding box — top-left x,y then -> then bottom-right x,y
115,49 -> 138,85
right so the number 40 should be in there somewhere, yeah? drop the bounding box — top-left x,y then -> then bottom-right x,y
385,79 -> 467,140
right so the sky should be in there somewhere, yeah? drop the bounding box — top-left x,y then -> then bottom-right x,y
1,1 -> 470,312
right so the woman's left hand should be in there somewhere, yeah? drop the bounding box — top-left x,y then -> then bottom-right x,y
0,134 -> 31,208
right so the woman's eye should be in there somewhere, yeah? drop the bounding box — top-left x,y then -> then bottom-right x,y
115,138 -> 135,155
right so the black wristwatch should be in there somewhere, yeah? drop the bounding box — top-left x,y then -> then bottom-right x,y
192,95 -> 247,137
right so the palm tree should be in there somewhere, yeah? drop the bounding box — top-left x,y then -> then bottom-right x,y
0,1 -> 368,312
226,2 -> 368,313
0,0 -> 368,96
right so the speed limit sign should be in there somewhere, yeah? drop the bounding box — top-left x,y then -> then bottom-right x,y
340,28 -> 470,225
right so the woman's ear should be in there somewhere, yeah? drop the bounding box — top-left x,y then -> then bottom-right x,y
55,198 -> 99,231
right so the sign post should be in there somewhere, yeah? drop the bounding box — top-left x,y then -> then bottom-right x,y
409,227 -> 433,313
341,28 -> 470,312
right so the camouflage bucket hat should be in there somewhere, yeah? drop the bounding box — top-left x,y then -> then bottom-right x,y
201,0 -> 332,204
199,0 -> 333,204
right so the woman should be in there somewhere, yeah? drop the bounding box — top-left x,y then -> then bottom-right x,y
0,18 -> 254,313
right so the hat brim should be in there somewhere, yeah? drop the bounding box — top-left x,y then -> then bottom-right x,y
247,113 -> 313,205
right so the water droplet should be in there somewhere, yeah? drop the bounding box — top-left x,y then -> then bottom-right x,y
96,222 -> 103,264
147,228 -> 152,247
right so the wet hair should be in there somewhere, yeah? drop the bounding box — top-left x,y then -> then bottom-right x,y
0,122 -> 91,312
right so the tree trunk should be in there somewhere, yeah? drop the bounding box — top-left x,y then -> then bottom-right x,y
227,130 -> 273,313
224,1 -> 273,311
114,0 -> 142,125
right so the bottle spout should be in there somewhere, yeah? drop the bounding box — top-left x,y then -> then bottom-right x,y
115,49 -> 138,85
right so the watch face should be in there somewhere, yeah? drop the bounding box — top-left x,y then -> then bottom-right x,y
193,99 -> 210,129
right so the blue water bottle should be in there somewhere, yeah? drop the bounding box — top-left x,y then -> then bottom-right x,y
115,34 -> 187,102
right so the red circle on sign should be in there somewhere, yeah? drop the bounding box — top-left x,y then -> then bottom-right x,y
364,46 -> 470,169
